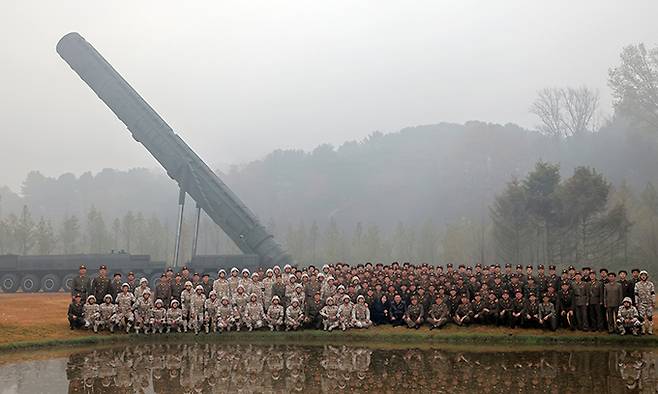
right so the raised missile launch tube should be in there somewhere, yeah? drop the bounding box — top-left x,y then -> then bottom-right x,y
56,32 -> 293,267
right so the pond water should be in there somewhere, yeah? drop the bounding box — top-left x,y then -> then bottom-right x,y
0,342 -> 656,393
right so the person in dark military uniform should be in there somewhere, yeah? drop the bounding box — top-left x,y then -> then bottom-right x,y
304,292 -> 324,329
604,271 -> 623,333
546,265 -> 560,292
618,270 -> 635,305
71,265 -> 91,301
170,273 -> 184,303
571,272 -> 590,331
471,293 -> 487,324
109,272 -> 123,302
427,296 -> 450,329
389,294 -> 406,326
490,275 -> 505,298
483,291 -> 499,325
588,271 -> 604,331
67,293 -> 85,329
538,293 -> 557,331
523,293 -> 540,328
126,272 -> 138,293
91,265 -> 110,303
557,281 -> 575,330
155,274 -> 172,306
498,290 -> 513,326
404,296 -> 424,329
200,274 -> 213,297
510,290 -> 526,328
453,294 -> 473,326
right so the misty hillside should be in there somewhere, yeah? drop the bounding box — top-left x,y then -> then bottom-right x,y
1,119 -> 656,236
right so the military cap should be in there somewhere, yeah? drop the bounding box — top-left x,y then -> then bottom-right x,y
495,264 -> 501,268
502,289 -> 510,294
515,289 -> 523,294
79,264 -> 86,270
193,272 -> 200,276
526,265 -> 533,269
529,292 -> 537,297
127,271 -> 135,276
488,290 -> 496,295
99,264 -> 107,270
460,293 -> 468,298
202,273 -> 210,277
166,267 -> 174,272
475,263 -> 482,268
458,264 -> 465,268
608,271 -> 617,276
599,268 -> 608,273
175,272 -> 181,277
538,264 -> 544,269
516,264 -> 523,269
113,272 -> 121,277
446,263 -> 453,268
466,266 -> 473,271
631,268 -> 640,273
160,273 -> 166,278
574,271 -> 582,276
74,293 -> 81,298
181,266 -> 189,271
568,265 -> 575,270
618,269 -> 627,274
582,266 -> 590,270
505,263 -> 512,268
548,265 -> 556,270
542,293 -> 550,299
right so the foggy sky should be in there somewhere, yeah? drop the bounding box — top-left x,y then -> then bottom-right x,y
2,0 -> 657,191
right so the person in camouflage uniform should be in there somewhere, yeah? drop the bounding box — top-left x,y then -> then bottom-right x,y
134,290 -> 153,334
320,297 -> 340,331
266,295 -> 285,331
212,270 -> 230,300
189,285 -> 207,334
204,291 -> 220,333
216,296 -> 236,332
617,297 -> 642,336
634,271 -> 655,335
337,295 -> 354,331
285,298 -> 304,331
134,277 -> 151,300
150,299 -> 167,334
115,283 -> 135,333
261,269 -> 275,309
404,296 -> 425,329
427,296 -> 450,329
99,294 -> 117,332
180,281 -> 194,332
244,293 -> 265,331
232,284 -> 249,331
166,299 -> 184,333
83,295 -> 101,333
351,295 -> 372,328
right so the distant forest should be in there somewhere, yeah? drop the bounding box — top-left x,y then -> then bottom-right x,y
0,43 -> 657,274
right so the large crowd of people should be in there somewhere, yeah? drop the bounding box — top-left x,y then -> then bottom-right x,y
67,262 -> 656,336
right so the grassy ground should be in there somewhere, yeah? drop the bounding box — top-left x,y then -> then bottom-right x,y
1,293 -> 656,351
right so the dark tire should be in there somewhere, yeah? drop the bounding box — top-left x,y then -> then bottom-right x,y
150,273 -> 161,287
40,274 -> 61,292
62,274 -> 76,293
20,274 -> 40,293
1,273 -> 19,293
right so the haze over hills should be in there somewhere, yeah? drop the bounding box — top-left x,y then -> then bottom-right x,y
1,118 -> 657,272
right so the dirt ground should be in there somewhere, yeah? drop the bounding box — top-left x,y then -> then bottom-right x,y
0,293 -> 655,347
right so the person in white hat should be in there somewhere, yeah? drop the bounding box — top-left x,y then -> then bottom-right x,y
634,270 -> 655,335
115,283 -> 135,333
166,299 -> 184,333
99,294 -> 117,333
244,293 -> 265,331
83,294 -> 101,333
189,285 -> 207,334
319,297 -> 339,331
617,297 -> 642,336
262,269 -> 275,309
134,289 -> 153,334
352,295 -> 372,328
180,281 -> 194,332
204,290 -> 220,333
150,299 -> 167,334
232,284 -> 249,331
134,277 -> 151,300
213,269 -> 230,300
216,296 -> 236,332
285,298 -> 304,331
266,295 -> 284,331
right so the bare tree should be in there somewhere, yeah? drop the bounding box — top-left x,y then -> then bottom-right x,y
530,86 -> 600,137
531,88 -> 564,137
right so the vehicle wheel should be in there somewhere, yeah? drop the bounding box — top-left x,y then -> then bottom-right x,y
1,273 -> 19,293
62,274 -> 76,292
150,273 -> 161,287
40,274 -> 61,292
20,274 -> 40,293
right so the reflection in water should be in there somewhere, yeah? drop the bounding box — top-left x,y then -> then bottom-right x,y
1,343 -> 657,393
